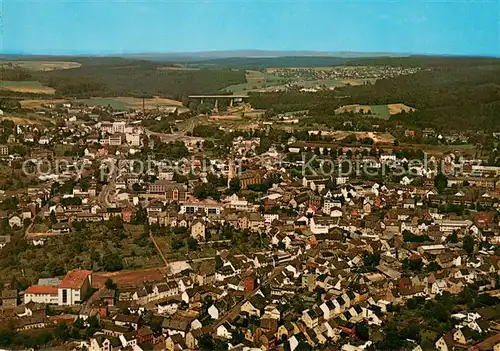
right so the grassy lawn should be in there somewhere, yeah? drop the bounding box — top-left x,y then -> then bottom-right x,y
223,70 -> 290,93
370,104 -> 391,120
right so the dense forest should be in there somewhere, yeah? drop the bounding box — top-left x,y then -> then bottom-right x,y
346,55 -> 500,68
1,58 -> 246,98
183,56 -> 351,69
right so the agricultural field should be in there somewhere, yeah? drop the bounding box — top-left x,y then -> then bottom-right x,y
0,60 -> 81,71
222,70 -> 290,93
0,112 -> 55,126
388,103 -> 416,114
0,80 -> 55,94
335,103 -> 416,120
92,267 -> 168,288
19,99 -> 69,109
0,115 -> 40,125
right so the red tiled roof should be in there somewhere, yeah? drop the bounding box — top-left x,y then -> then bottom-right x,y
25,285 -> 58,295
59,270 -> 92,289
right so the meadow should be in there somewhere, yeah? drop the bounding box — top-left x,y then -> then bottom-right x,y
335,103 -> 415,120
222,70 -> 290,93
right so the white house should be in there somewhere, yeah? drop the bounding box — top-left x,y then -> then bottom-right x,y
9,216 -> 22,228
57,270 -> 92,305
216,323 -> 233,339
38,136 -> 51,145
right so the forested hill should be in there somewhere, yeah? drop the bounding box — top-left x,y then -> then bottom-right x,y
341,63 -> 500,130
346,55 -> 500,67
184,56 -> 351,69
249,59 -> 500,131
1,57 -> 247,98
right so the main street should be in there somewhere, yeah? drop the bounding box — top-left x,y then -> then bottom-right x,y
96,161 -> 117,208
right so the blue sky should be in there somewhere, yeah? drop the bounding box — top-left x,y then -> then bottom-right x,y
2,0 -> 499,56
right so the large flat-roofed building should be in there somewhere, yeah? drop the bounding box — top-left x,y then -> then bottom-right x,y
25,285 -> 59,304
101,133 -> 123,146
435,219 -> 472,233
58,270 -> 92,305
180,199 -> 222,215
471,165 -> 500,176
100,121 -> 126,134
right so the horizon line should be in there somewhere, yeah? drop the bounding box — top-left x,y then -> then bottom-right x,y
0,49 -> 499,59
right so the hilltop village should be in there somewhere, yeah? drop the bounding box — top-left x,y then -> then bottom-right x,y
0,101 -> 499,351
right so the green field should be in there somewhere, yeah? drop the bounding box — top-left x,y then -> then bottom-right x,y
370,104 -> 391,119
0,80 -> 55,94
335,103 -> 414,120
223,70 -> 290,93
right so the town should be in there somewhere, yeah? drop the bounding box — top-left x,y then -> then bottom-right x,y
0,87 -> 499,351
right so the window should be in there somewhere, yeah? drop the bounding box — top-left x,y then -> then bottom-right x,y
62,289 -> 67,303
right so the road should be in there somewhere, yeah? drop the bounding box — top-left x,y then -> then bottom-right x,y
97,183 -> 114,207
97,162 -> 116,208
81,286 -> 106,316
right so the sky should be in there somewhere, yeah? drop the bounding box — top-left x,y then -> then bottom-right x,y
2,0 -> 499,56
